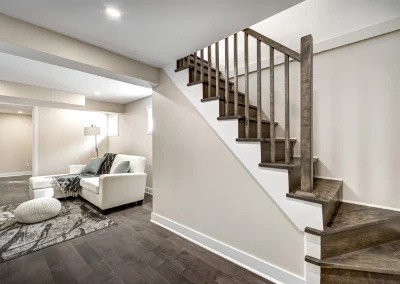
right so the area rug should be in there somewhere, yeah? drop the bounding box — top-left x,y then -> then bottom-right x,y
0,198 -> 116,263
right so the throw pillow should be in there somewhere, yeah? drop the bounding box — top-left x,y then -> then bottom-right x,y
113,161 -> 131,174
82,157 -> 105,174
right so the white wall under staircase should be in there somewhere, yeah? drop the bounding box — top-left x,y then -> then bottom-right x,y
152,67 -> 323,283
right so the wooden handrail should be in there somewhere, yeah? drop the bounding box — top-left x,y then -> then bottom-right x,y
244,28 -> 301,62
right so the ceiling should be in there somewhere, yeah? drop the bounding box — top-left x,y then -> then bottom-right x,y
0,0 -> 302,68
0,52 -> 152,104
0,103 -> 32,115
210,0 -> 400,67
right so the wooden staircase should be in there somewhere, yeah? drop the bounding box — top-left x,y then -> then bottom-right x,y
174,29 -> 400,283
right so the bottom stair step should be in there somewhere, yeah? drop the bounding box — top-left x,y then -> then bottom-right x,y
306,240 -> 400,280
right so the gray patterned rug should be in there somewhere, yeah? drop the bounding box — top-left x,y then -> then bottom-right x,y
0,198 -> 116,263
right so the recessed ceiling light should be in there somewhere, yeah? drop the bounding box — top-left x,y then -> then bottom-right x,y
106,7 -> 121,18
18,111 -> 23,114
94,91 -> 101,95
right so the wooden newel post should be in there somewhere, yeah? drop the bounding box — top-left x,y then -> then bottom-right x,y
300,34 -> 315,196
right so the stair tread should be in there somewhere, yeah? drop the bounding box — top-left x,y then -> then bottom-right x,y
306,240 -> 400,275
287,178 -> 343,205
201,96 -> 257,109
259,157 -> 318,170
187,80 -> 244,96
217,115 -> 278,125
306,202 -> 400,236
236,138 -> 297,143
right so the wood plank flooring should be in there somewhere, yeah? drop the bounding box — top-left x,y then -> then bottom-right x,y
0,175 -> 273,284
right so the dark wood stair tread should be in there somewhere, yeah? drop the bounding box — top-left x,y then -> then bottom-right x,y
306,240 -> 400,275
201,96 -> 257,109
305,202 -> 400,236
217,115 -> 278,125
259,157 -> 318,170
286,178 -> 343,205
236,138 -> 297,143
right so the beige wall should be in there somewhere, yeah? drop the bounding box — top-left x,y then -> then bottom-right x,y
153,70 -> 304,277
0,113 -> 32,174
237,30 -> 400,209
108,96 -> 153,188
37,107 -> 108,176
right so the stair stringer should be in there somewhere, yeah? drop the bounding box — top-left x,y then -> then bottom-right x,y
164,63 -> 324,231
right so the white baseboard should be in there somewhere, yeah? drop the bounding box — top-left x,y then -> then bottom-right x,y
151,212 -> 305,284
0,171 -> 32,178
145,187 -> 153,195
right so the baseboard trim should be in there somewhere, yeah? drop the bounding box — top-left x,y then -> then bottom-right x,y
343,199 -> 400,212
0,171 -> 32,178
151,212 -> 305,284
145,187 -> 153,195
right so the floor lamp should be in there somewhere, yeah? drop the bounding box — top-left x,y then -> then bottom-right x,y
84,125 -> 101,158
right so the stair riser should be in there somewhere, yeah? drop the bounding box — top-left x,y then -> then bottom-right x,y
238,120 -> 272,139
219,101 -> 257,117
321,268 -> 400,284
321,219 -> 400,259
202,84 -> 245,103
190,69 -> 233,90
261,141 -> 295,163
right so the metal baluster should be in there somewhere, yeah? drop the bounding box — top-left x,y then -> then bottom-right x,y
270,47 -> 275,163
244,33 -> 250,138
285,55 -> 290,164
225,37 -> 229,116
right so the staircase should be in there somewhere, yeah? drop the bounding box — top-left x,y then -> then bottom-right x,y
168,28 -> 400,284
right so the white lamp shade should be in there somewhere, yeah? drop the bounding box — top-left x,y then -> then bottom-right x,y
84,126 -> 101,136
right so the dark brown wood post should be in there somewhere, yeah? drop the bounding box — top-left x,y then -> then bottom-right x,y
244,32 -> 250,138
285,55 -> 290,164
234,33 -> 238,116
257,39 -> 262,139
270,46 -> 275,163
193,52 -> 198,81
225,37 -> 229,116
215,42 -> 219,97
300,34 -> 315,195
208,46 -> 212,98
200,49 -> 204,81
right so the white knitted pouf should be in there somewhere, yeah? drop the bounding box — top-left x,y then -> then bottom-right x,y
14,197 -> 61,224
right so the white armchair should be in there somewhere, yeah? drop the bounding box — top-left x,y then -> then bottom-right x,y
69,155 -> 147,213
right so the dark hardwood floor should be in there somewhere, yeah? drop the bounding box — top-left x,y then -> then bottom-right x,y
0,175 -> 273,284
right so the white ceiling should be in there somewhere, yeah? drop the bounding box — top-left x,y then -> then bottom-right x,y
0,103 -> 32,115
0,52 -> 152,104
0,0 -> 302,68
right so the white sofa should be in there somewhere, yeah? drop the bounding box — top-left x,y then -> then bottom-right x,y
29,154 -> 147,212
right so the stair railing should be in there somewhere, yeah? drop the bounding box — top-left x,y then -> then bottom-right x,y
178,29 -> 315,195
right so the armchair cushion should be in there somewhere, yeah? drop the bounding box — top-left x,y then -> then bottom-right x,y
80,177 -> 100,194
113,161 -> 130,174
82,157 -> 105,174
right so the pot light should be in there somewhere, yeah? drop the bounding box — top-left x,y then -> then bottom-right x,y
18,111 -> 23,114
94,91 -> 101,95
106,7 -> 121,18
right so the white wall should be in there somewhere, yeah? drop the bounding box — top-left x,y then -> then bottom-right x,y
237,30 -> 400,209
108,96 -> 153,188
37,107 -> 108,175
153,70 -> 304,278
0,113 -> 32,174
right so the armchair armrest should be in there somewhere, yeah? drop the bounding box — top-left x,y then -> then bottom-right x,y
98,173 -> 147,209
68,165 -> 86,174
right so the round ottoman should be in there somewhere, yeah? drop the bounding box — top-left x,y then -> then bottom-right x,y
14,197 -> 61,224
